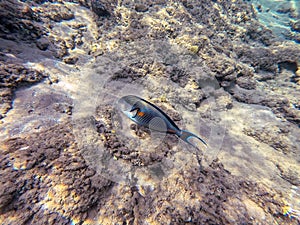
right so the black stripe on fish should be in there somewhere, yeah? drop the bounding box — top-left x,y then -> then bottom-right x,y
130,108 -> 139,118
137,97 -> 180,131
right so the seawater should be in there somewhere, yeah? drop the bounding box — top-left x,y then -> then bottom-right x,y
251,0 -> 300,42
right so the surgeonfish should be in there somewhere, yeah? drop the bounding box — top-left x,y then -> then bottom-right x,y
118,95 -> 207,149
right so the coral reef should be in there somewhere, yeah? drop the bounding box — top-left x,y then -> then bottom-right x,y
0,0 -> 299,224
0,63 -> 48,118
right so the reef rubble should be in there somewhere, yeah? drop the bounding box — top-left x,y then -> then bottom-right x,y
0,0 -> 299,224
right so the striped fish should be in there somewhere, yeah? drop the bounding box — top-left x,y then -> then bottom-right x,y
118,95 -> 207,149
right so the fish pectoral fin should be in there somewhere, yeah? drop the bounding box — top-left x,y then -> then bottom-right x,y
179,130 -> 207,149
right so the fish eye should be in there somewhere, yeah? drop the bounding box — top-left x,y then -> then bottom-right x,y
129,108 -> 139,118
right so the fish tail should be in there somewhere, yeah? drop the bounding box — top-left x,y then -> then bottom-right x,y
179,130 -> 207,149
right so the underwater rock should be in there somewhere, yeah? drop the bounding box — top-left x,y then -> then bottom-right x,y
0,0 -> 45,42
291,20 -> 300,32
236,46 -> 277,73
243,125 -> 297,155
0,122 -> 112,224
111,66 -> 144,82
91,0 -> 110,17
135,3 -> 149,13
167,66 -> 189,88
63,56 -> 79,65
82,160 -> 292,224
236,43 -> 300,74
77,0 -> 90,8
0,0 -> 299,224
41,2 -> 75,22
214,89 -> 234,111
228,85 -> 300,125
295,67 -> 300,82
277,164 -> 300,186
0,63 -> 48,119
0,88 -> 12,119
236,76 -> 256,90
244,21 -> 276,46
0,63 -> 47,88
276,2 -> 295,14
36,36 -> 50,51
0,0 -> 71,60
50,38 -> 69,59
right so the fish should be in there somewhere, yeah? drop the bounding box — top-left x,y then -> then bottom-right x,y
117,95 -> 207,149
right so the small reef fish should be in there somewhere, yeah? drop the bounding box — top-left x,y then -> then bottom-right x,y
118,95 -> 207,149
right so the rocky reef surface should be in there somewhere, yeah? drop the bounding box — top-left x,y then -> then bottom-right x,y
0,0 -> 300,224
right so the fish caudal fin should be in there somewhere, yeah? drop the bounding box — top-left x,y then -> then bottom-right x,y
179,130 -> 207,149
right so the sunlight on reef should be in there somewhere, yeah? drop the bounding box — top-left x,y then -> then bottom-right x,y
68,39 -> 232,185
0,0 -> 300,224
